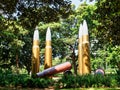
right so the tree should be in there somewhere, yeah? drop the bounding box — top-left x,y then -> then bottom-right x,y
0,19 -> 28,70
91,45 -> 120,72
0,0 -> 72,28
107,46 -> 120,71
94,0 -> 120,46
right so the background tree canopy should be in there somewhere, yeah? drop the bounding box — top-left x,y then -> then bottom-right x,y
94,0 -> 120,46
0,0 -> 72,28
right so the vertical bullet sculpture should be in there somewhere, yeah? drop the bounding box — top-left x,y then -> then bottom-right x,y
44,27 -> 52,69
82,20 -> 91,74
78,24 -> 83,75
32,27 -> 40,76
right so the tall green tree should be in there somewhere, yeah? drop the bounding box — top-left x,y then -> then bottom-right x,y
90,0 -> 120,71
0,19 -> 28,69
0,0 -> 72,28
94,0 -> 120,46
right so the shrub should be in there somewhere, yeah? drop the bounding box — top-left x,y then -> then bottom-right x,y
0,69 -> 54,88
0,68 -> 120,89
57,74 -> 119,89
56,74 -> 77,88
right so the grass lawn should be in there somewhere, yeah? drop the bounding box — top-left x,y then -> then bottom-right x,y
1,87 -> 120,90
61,88 -> 120,90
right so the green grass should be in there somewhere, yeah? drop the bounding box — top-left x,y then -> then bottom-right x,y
1,87 -> 120,90
61,88 -> 120,90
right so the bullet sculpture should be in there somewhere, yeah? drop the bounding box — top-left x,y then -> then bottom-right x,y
78,24 -> 83,75
32,27 -> 40,76
82,20 -> 91,74
78,20 -> 91,75
37,62 -> 72,77
44,27 -> 52,69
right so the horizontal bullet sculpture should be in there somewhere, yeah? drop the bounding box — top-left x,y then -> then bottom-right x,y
36,62 -> 72,77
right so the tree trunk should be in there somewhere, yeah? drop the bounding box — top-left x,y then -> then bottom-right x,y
16,54 -> 19,74
72,48 -> 77,75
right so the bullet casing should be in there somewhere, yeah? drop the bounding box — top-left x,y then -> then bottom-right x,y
82,35 -> 91,74
33,40 -> 39,45
44,40 -> 52,69
32,40 -> 40,75
78,38 -> 83,75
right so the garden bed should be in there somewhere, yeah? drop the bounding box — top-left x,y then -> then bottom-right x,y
0,69 -> 120,89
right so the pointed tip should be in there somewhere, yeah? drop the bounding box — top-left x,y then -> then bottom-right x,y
47,27 -> 50,31
46,27 -> 51,41
79,24 -> 83,38
83,20 -> 88,35
35,26 -> 38,30
33,27 -> 39,40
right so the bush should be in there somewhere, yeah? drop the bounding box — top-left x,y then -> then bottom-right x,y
0,68 -> 119,89
0,69 -> 54,88
56,74 -> 77,88
56,74 -> 119,89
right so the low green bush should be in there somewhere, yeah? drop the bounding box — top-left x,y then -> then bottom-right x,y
0,69 -> 54,88
56,74 -> 119,89
0,69 -> 120,89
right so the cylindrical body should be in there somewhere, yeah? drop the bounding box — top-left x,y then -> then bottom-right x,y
78,24 -> 83,75
44,41 -> 52,69
32,28 -> 40,77
37,62 -> 72,77
32,40 -> 40,75
44,27 -> 52,70
82,35 -> 91,74
78,38 -> 83,75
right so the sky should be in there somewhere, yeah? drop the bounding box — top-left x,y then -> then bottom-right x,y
71,0 -> 81,9
71,0 -> 96,9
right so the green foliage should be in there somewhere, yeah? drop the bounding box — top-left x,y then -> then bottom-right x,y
91,45 -> 120,71
0,69 -> 54,88
107,46 -> 120,71
56,74 -> 119,89
94,0 -> 120,46
0,0 -> 73,28
56,75 -> 76,88
22,77 -> 54,88
0,69 -> 120,89
0,19 -> 29,69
